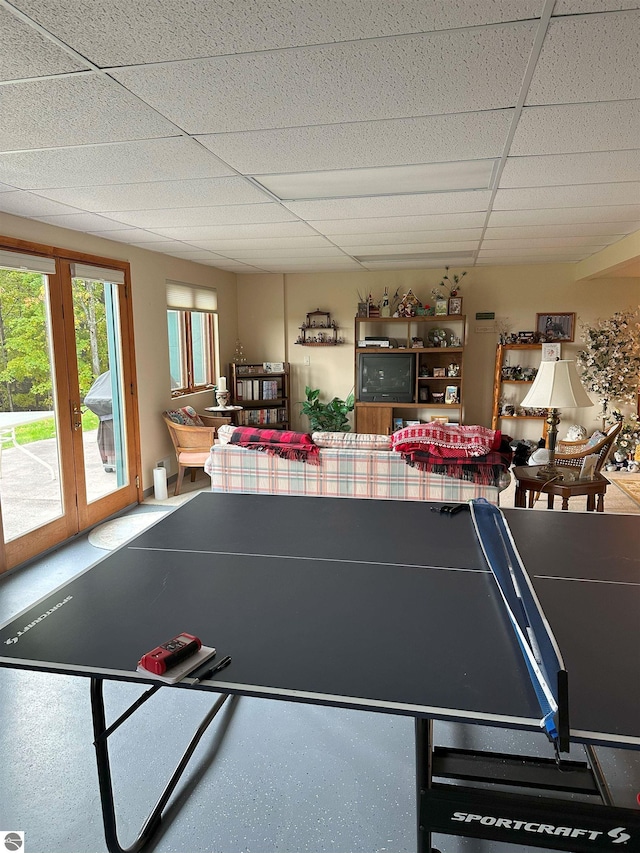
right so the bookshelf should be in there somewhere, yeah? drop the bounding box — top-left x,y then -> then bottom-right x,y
491,343 -> 548,442
230,362 -> 290,429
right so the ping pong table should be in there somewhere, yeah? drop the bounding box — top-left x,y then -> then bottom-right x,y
1,492 -> 639,852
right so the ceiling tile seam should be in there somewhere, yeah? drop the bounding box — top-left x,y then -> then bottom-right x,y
474,0 -> 558,263
0,136 -> 186,157
99,19 -> 545,74
505,149 -> 640,161
0,70 -> 96,87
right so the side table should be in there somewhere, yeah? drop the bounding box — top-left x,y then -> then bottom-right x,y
204,405 -> 243,425
513,465 -> 610,512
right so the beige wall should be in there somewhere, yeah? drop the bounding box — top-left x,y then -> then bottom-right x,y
238,265 -> 640,439
0,212 -> 239,490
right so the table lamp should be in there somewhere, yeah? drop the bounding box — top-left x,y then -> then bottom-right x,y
520,359 -> 594,479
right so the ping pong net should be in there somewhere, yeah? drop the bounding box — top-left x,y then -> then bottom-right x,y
470,498 -> 570,757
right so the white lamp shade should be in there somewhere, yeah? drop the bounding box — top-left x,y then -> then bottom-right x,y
520,360 -> 594,409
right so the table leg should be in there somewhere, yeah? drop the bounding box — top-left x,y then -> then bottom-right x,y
561,496 -> 569,510
528,490 -> 535,508
547,493 -> 554,509
587,494 -> 595,512
514,484 -> 526,508
597,493 -> 605,512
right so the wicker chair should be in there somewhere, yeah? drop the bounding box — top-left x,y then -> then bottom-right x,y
553,421 -> 622,474
162,412 -> 231,495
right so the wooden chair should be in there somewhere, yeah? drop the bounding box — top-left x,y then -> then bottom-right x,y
554,421 -> 622,474
162,412 -> 231,495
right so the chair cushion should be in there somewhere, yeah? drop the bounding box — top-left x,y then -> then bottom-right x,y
178,450 -> 210,464
165,406 -> 204,426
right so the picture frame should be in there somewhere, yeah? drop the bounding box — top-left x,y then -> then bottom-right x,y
393,417 -> 404,431
435,298 -> 448,316
430,415 -> 449,424
541,342 -> 561,362
445,385 -> 459,404
580,453 -> 598,480
433,367 -> 446,378
536,312 -> 575,342
448,296 -> 462,315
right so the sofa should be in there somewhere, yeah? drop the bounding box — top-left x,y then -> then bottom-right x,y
205,426 -> 511,504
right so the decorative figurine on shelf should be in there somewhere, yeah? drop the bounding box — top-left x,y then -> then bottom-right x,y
396,289 -> 420,317
381,287 -> 391,317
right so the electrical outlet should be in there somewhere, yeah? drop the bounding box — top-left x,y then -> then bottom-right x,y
304,355 -> 311,365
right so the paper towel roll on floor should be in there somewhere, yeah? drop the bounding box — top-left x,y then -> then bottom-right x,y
153,466 -> 168,500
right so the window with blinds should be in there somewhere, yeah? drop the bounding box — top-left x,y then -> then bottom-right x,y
166,281 -> 218,395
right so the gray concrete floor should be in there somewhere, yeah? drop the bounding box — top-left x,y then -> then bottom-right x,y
0,485 -> 639,853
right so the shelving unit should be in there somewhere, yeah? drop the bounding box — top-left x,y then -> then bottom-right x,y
491,344 -> 548,442
230,362 -> 290,429
354,315 -> 466,434
295,309 -> 344,346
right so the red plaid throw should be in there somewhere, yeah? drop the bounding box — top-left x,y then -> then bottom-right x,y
230,426 -> 320,464
391,423 -> 502,458
401,440 -> 513,487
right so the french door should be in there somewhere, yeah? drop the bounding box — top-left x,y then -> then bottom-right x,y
0,244 -> 140,572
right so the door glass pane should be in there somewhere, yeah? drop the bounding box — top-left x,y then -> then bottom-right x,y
73,274 -> 129,504
0,267 -> 64,541
191,311 -> 210,386
167,309 -> 185,390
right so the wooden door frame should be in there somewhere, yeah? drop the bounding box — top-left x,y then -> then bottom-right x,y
0,236 -> 142,572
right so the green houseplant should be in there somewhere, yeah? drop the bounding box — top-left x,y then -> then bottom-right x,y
300,386 -> 355,432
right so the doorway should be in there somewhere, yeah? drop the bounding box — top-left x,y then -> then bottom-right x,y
0,245 -> 140,572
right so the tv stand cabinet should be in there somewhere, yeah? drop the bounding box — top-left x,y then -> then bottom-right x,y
354,315 -> 466,434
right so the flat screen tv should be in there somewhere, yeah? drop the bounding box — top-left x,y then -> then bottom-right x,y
358,353 -> 415,403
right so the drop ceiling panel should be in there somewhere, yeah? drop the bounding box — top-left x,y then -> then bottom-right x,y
87,229 -> 170,243
553,1 -> 639,12
333,228 -> 484,246
493,184 -> 640,210
36,177 -> 272,211
286,191 -> 491,221
105,204 -> 299,228
0,191 -> 82,217
257,160 -> 496,201
488,205 -> 640,226
358,256 -> 473,269
0,75 -> 180,151
486,222 -> 639,239
0,6 -> 88,81
111,23 -> 537,134
334,241 -> 480,256
151,222 -> 318,241
187,236 -> 336,252
500,150 -> 640,187
476,255 -> 586,265
511,101 -> 640,155
36,212 -> 133,231
197,111 -> 514,174
13,0 -> 543,66
479,245 -> 604,257
314,213 -> 488,234
0,139 -> 234,189
526,11 -> 640,105
482,235 -> 618,249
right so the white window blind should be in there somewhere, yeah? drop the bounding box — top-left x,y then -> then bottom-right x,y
71,263 -> 125,284
166,281 -> 217,311
0,249 -> 56,275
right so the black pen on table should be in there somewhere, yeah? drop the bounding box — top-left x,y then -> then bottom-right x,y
191,656 -> 232,685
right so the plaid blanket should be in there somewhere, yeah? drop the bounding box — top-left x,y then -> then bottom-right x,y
391,423 -> 502,458
400,437 -> 513,486
230,426 -> 320,464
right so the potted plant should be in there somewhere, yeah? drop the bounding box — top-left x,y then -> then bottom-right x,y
300,386 -> 355,432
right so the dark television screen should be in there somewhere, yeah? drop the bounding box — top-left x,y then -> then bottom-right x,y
358,353 -> 415,403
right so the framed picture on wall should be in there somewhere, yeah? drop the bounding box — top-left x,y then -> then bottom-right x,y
448,296 -> 462,315
541,342 -> 561,361
536,312 -> 575,342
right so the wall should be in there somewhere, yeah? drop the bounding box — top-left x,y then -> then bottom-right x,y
237,264 -> 640,439
0,212 -> 238,490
